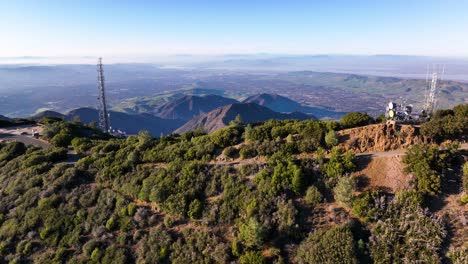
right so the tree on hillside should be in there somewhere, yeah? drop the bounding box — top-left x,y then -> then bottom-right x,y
325,130 -> 338,148
340,112 -> 373,129
402,144 -> 459,196
334,176 -> 355,207
421,104 -> 468,142
71,137 -> 92,154
296,225 -> 358,264
238,217 -> 266,249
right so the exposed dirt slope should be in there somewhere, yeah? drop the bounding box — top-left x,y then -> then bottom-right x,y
338,123 -> 428,154
353,155 -> 412,192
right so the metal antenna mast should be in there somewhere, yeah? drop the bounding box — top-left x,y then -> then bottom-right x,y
423,66 -> 440,116
97,57 -> 110,132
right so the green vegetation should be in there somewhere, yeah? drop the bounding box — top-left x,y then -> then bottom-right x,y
369,194 -> 446,263
340,112 -> 373,129
403,143 -> 459,196
462,162 -> 468,204
334,176 -> 355,207
421,104 -> 468,142
0,105 -> 465,263
304,185 -> 323,206
296,224 -> 358,263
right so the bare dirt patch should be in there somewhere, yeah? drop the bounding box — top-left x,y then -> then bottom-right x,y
353,155 -> 412,192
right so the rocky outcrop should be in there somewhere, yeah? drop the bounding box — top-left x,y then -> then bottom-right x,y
337,123 -> 429,153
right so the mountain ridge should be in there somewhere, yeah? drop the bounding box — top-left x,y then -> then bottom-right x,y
175,102 -> 313,134
155,94 -> 238,120
32,107 -> 185,136
242,93 -> 346,119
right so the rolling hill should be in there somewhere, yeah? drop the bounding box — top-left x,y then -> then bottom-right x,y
31,110 -> 66,120
242,93 -> 303,112
175,102 -> 313,134
33,108 -> 185,136
0,115 -> 12,122
243,93 -> 346,119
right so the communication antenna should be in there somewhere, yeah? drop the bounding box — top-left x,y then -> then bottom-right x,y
423,65 -> 442,116
424,65 -> 430,108
434,65 -> 445,110
97,58 -> 111,132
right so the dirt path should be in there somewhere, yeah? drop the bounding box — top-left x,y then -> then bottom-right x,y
356,143 -> 468,158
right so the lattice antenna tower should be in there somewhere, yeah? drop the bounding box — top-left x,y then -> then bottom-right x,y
423,65 -> 443,116
97,57 -> 110,132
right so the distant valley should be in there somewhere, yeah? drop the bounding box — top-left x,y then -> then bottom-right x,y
1,62 -> 467,118
29,93 -> 316,136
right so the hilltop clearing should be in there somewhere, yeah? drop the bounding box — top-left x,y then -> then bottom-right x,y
353,155 -> 410,192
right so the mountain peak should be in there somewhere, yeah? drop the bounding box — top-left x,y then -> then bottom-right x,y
155,94 -> 238,120
175,102 -> 312,134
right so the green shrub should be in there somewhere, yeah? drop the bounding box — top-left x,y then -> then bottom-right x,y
351,190 -> 388,222
239,144 -> 257,159
402,144 -> 457,196
51,131 -> 72,147
420,104 -> 467,142
223,146 -> 238,159
461,194 -> 468,204
334,176 -> 355,207
163,215 -> 175,228
91,248 -> 102,262
239,163 -> 260,176
0,141 -> 26,162
127,203 -> 137,216
188,199 -> 202,219
210,125 -> 243,148
240,251 -> 266,264
238,217 -> 265,248
82,240 -> 99,257
325,130 -> 338,148
305,186 -> 323,206
296,225 -> 358,264
274,199 -> 297,236
136,227 -> 172,263
105,216 -> 117,231
323,147 -> 356,179
340,112 -> 373,129
71,137 -> 92,154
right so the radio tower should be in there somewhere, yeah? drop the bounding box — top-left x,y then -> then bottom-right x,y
423,65 -> 444,116
97,58 -> 110,132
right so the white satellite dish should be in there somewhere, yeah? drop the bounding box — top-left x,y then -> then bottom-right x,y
388,102 -> 396,110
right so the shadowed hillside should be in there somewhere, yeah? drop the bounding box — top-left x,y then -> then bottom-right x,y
243,93 -> 346,119
175,102 -> 313,134
33,108 -> 185,136
155,94 -> 238,120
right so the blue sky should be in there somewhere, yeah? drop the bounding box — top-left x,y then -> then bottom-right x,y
1,0 -> 468,57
